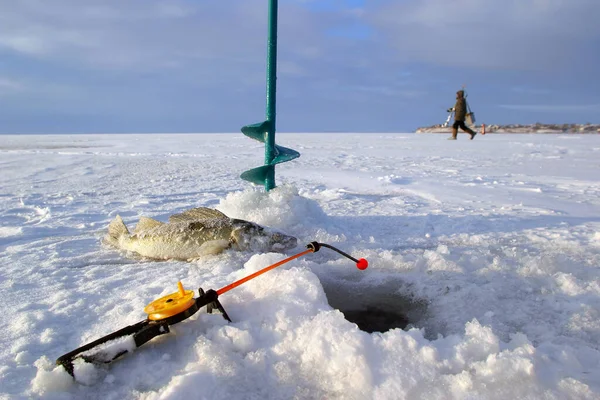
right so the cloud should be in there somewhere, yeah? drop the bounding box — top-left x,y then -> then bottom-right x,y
0,1 -> 264,71
365,0 -> 600,70
0,1 -> 381,92
511,86 -> 552,95
499,104 -> 600,112
0,1 -> 412,132
0,77 -> 23,91
0,1 -> 380,75
0,74 -> 88,110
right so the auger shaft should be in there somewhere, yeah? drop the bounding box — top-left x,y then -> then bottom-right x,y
241,0 -> 299,190
264,0 -> 278,191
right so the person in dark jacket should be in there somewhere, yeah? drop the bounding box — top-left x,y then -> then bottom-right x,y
447,90 -> 476,140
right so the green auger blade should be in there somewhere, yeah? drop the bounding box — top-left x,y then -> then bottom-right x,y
241,121 -> 271,142
240,146 -> 299,185
240,165 -> 273,186
273,145 -> 300,164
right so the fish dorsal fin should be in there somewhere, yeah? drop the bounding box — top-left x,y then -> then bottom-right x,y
107,215 -> 129,239
169,207 -> 229,223
134,216 -> 164,233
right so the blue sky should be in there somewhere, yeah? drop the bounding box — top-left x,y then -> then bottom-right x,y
0,0 -> 599,134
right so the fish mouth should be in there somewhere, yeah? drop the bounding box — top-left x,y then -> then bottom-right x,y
268,232 -> 298,252
230,221 -> 298,253
233,231 -> 298,253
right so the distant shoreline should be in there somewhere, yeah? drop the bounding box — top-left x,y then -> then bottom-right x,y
416,123 -> 600,134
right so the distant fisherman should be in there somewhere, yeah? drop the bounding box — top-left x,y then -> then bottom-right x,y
447,90 -> 477,140
103,207 -> 298,261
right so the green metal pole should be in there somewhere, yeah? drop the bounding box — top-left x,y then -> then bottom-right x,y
240,0 -> 299,190
264,0 -> 278,191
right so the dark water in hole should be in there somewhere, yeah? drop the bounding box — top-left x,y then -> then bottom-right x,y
320,277 -> 427,333
341,307 -> 409,333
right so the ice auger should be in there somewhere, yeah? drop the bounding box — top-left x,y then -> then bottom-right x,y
241,0 -> 299,191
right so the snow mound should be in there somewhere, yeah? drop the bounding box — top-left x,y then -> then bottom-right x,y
217,185 -> 328,230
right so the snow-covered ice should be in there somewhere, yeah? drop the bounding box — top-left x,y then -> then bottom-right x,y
1,133 -> 599,399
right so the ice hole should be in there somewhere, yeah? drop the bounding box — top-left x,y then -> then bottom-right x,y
320,277 -> 427,333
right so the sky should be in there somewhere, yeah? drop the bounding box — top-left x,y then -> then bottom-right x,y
0,0 -> 599,134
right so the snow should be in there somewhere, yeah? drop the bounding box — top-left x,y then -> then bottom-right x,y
1,133 -> 599,399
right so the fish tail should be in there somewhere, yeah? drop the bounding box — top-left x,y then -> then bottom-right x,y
104,215 -> 129,247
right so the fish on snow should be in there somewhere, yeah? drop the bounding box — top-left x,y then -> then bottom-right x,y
103,207 -> 298,261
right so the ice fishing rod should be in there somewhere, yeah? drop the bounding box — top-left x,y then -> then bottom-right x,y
56,242 -> 368,377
